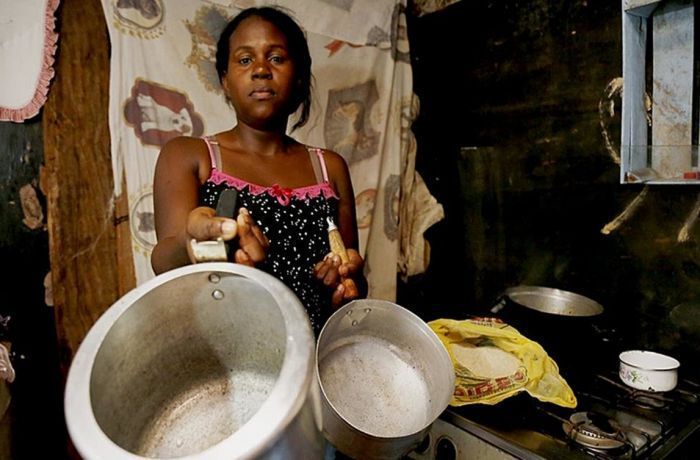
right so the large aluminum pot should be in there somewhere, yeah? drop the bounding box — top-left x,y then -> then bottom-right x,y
64,262 -> 324,459
316,299 -> 454,460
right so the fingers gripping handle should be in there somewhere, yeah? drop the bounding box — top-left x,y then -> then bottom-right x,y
326,218 -> 359,298
188,189 -> 238,263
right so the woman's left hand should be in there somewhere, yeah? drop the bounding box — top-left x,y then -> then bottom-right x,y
314,248 -> 364,308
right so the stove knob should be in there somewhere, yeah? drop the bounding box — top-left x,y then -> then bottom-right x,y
436,437 -> 456,460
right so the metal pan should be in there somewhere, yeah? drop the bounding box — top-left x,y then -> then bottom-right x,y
492,286 -> 604,317
490,286 -> 606,374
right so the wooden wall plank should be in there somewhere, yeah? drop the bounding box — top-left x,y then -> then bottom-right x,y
43,0 -> 135,377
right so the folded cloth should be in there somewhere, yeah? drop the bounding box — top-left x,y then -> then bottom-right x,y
429,317 -> 577,408
0,0 -> 59,121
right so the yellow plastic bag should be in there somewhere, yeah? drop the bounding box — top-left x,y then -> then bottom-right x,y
429,317 -> 577,408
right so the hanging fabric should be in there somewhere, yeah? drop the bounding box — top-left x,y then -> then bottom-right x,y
0,0 -> 60,122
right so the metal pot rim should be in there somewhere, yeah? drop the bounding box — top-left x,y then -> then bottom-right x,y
503,285 -> 604,317
65,262 -> 316,460
619,350 -> 680,371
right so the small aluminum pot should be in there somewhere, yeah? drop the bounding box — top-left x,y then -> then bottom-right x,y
316,299 -> 454,460
619,350 -> 680,392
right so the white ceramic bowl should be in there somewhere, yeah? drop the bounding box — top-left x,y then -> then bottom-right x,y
619,350 -> 680,392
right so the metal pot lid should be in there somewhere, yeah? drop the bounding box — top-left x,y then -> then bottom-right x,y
504,286 -> 604,317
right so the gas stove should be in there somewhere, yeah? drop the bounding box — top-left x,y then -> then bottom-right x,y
408,369 -> 700,459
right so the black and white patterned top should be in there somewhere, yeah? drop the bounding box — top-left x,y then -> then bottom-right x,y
198,137 -> 339,333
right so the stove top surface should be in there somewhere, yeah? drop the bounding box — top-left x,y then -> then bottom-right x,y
441,370 -> 700,459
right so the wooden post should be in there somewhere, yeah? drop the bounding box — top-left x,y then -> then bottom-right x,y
43,0 -> 135,378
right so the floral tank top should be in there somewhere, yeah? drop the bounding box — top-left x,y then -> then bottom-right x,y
198,136 -> 339,333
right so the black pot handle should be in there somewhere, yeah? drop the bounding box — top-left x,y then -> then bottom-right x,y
490,295 -> 508,314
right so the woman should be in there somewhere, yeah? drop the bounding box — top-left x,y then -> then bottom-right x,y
151,7 -> 366,332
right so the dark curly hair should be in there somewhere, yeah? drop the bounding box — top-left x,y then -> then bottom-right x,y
216,7 -> 313,131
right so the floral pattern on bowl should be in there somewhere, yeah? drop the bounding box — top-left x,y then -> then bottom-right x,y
620,366 -> 648,387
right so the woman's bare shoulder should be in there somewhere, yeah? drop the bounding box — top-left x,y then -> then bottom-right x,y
161,136 -> 208,156
158,136 -> 210,166
318,148 -> 350,175
154,136 -> 213,183
316,148 -> 354,198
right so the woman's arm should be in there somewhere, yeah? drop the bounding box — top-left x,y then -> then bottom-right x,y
151,137 -> 240,274
151,136 -> 267,275
151,136 -> 205,274
327,151 -> 360,252
322,151 -> 368,300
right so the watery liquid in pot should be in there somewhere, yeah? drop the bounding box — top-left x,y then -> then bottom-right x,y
319,337 -> 431,437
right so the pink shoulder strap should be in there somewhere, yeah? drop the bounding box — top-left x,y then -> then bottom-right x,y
202,136 -> 221,170
308,147 -> 330,184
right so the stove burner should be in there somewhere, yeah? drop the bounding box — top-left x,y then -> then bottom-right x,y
562,411 -> 627,450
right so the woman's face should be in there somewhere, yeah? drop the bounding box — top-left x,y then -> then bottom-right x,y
222,16 -> 297,129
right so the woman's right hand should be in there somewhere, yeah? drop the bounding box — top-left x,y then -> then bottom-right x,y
185,206 -> 269,266
185,206 -> 238,242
